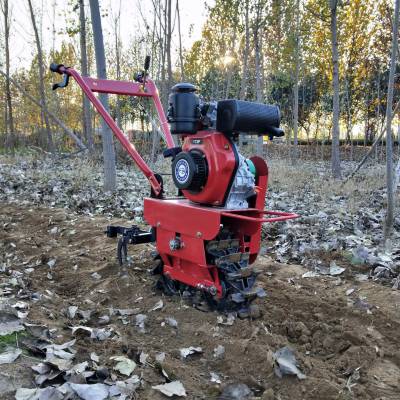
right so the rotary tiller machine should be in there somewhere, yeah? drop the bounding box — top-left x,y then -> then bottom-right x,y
50,57 -> 298,317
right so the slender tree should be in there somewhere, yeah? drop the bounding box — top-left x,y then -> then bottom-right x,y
1,0 -> 14,153
292,0 -> 301,164
176,0 -> 185,81
384,0 -> 400,242
329,0 -> 341,178
239,0 -> 250,100
254,0 -> 264,156
89,0 -> 117,191
27,0 -> 54,151
166,0 -> 172,89
238,0 -> 250,147
112,0 -> 122,129
79,0 -> 94,151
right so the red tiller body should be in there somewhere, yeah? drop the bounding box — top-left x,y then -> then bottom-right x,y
180,130 -> 236,206
50,63 -> 299,302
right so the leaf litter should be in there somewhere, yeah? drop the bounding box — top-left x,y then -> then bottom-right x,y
1,158 -> 400,399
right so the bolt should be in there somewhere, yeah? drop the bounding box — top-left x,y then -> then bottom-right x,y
169,238 -> 181,251
208,286 -> 217,296
196,231 -> 202,238
224,144 -> 229,150
156,222 -> 161,227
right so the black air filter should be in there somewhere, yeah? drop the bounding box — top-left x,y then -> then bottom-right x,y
168,83 -> 200,134
216,100 -> 280,134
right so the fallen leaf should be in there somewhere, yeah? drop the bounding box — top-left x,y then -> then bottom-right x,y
69,383 -> 109,400
0,348 -> 22,364
165,317 -> 178,328
180,346 -> 203,358
150,299 -> 164,312
90,352 -> 99,363
139,351 -> 149,365
273,346 -> 306,379
210,372 -> 221,384
152,380 -> 186,397
219,383 -> 252,399
213,345 -> 225,359
0,312 -> 24,336
111,356 -> 137,376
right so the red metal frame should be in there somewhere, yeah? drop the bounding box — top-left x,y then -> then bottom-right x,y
56,66 -> 174,197
54,65 -> 300,298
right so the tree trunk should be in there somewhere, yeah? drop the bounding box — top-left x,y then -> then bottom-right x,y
113,3 -> 122,129
27,0 -> 54,152
384,0 -> 400,242
89,0 -> 117,192
344,78 -> 353,161
329,0 -> 341,178
2,0 -> 14,153
79,0 -> 94,151
397,108 -> 400,158
292,0 -> 300,164
254,1 -> 263,156
239,0 -> 250,147
375,68 -> 381,160
176,0 -> 185,81
166,0 -> 172,90
239,0 -> 250,100
159,0 -> 167,107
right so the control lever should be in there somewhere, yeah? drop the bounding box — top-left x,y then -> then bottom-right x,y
134,55 -> 151,85
52,74 -> 69,91
49,63 -> 69,90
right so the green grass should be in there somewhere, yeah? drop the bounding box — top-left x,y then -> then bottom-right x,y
0,332 -> 27,352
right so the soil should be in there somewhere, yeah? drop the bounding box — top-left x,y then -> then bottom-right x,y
1,202 -> 400,400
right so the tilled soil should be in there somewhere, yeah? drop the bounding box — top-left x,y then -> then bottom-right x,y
1,203 -> 400,399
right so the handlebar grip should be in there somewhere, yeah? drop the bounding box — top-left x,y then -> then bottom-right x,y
50,63 -> 64,74
144,55 -> 151,71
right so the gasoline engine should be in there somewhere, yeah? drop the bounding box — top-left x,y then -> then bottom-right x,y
50,58 -> 298,318
166,83 -> 283,209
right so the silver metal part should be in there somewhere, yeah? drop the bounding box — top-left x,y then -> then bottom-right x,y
169,238 -> 182,251
225,150 -> 255,209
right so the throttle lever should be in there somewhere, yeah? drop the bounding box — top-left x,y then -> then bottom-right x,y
49,63 -> 69,90
52,74 -> 69,91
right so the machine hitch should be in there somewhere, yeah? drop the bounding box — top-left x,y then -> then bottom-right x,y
106,225 -> 155,266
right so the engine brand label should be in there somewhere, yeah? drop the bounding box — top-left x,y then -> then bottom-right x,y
175,159 -> 190,184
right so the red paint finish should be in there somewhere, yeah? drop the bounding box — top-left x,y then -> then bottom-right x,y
52,64 -> 300,298
55,66 -> 174,196
144,196 -> 298,296
181,131 -> 237,206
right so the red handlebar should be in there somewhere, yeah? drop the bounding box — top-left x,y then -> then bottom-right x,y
51,65 -> 174,197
